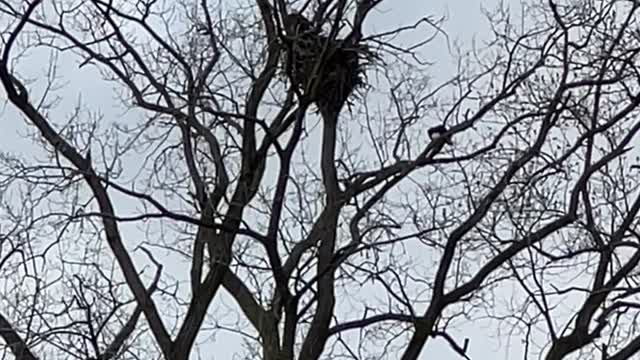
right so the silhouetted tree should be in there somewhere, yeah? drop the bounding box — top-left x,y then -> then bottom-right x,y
1,0 -> 640,359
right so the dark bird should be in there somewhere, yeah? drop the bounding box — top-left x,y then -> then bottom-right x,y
428,125 -> 453,145
283,13 -> 314,37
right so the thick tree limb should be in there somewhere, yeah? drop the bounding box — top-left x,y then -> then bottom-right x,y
0,313 -> 38,360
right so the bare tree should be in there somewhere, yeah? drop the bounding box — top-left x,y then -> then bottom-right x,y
1,0 -> 640,359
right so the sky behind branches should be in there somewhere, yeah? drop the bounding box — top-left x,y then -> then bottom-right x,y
0,1 -> 529,359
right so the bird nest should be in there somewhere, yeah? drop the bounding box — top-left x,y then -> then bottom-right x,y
281,14 -> 375,114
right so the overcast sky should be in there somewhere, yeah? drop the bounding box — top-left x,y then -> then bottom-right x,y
0,1 -> 529,359
362,2 -> 517,358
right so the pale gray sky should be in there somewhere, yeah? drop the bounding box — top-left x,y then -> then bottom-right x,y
0,1 -> 532,359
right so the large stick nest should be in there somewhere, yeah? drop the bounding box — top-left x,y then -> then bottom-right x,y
281,14 -> 376,114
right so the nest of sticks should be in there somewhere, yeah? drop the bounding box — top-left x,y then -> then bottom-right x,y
281,13 -> 375,114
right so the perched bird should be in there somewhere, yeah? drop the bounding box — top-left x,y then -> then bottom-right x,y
428,125 -> 453,145
283,13 -> 314,37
